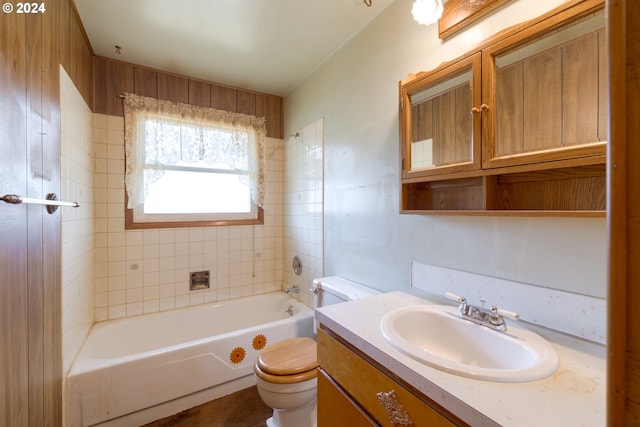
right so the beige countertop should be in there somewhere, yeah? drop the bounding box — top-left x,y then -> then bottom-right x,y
315,290 -> 606,427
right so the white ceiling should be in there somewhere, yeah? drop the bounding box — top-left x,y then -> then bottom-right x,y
73,0 -> 396,96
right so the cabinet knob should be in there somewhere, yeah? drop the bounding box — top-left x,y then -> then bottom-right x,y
471,104 -> 490,114
376,389 -> 415,426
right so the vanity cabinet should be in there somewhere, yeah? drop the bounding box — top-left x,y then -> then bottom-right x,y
400,0 -> 606,216
317,328 -> 463,427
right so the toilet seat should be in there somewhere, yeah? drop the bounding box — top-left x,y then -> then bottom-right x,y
254,337 -> 317,384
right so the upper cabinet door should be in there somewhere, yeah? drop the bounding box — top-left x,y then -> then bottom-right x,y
482,9 -> 606,169
400,52 -> 482,179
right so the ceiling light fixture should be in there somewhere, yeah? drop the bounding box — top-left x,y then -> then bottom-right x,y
411,0 -> 444,26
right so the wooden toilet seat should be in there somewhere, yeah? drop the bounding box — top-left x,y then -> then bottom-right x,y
254,337 -> 318,384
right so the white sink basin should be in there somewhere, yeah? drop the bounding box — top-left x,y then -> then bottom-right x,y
380,305 -> 559,382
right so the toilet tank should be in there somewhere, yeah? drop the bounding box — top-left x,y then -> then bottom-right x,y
312,276 -> 380,309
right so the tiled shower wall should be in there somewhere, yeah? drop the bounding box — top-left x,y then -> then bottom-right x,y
93,114 -> 285,321
60,67 -> 94,375
282,119 -> 324,307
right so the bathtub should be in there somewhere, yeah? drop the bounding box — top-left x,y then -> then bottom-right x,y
67,292 -> 314,427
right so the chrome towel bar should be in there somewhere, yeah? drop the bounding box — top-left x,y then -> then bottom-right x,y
1,193 -> 79,214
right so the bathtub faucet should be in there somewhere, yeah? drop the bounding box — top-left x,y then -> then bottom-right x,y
285,285 -> 300,294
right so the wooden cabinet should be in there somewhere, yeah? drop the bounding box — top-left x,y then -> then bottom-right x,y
482,8 -> 606,169
400,0 -> 606,216
401,53 -> 482,178
317,328 -> 462,427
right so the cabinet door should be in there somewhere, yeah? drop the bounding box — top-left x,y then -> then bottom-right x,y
482,7 -> 606,169
318,329 -> 459,427
400,52 -> 482,179
318,369 -> 379,427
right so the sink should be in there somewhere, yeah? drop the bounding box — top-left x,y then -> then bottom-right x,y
380,305 -> 559,382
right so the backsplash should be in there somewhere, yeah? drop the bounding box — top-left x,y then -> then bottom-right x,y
411,262 -> 606,345
93,115 -> 285,321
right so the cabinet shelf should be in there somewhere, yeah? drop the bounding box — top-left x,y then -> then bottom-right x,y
401,161 -> 606,217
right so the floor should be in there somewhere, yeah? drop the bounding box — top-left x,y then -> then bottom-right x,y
142,387 -> 272,427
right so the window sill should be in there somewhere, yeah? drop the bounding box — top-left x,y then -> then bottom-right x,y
124,207 -> 264,229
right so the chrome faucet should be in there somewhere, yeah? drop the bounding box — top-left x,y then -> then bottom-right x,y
285,285 -> 300,294
445,292 -> 519,332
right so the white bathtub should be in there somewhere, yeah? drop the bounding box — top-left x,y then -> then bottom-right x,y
67,292 -> 314,427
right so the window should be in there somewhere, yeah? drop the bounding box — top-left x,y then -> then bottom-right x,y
123,93 -> 266,228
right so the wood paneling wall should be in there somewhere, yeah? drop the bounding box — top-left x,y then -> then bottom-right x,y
93,57 -> 284,139
1,0 -> 93,425
608,0 -> 640,425
495,29 -> 607,157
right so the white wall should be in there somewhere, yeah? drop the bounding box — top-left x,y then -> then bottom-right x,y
284,0 -> 607,298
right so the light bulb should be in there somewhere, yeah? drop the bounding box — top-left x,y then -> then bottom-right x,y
411,0 -> 444,26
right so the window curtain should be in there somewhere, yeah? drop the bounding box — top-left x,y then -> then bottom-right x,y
123,93 -> 266,210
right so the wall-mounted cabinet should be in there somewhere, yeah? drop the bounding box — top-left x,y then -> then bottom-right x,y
400,0 -> 606,216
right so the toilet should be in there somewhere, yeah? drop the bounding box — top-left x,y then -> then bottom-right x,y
254,276 -> 380,427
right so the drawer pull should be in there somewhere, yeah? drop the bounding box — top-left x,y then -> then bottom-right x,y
376,390 -> 414,426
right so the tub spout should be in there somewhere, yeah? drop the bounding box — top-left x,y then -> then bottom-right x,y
285,285 -> 300,294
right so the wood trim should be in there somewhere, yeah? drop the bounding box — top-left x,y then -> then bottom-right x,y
606,0 -> 627,421
439,0 -> 513,40
124,206 -> 265,230
607,0 -> 638,424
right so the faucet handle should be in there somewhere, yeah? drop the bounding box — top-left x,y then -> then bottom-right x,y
493,306 -> 520,321
445,292 -> 465,303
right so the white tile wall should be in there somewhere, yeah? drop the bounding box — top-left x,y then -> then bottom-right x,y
93,114 -> 284,321
282,119 -> 324,306
60,66 -> 94,375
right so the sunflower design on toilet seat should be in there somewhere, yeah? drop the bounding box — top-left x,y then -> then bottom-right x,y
252,334 -> 267,350
229,346 -> 246,364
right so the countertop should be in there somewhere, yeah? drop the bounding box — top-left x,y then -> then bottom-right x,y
315,290 -> 606,427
